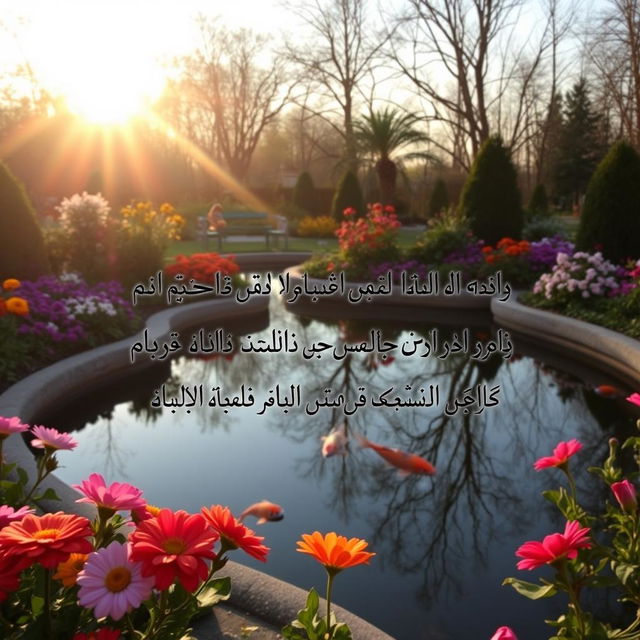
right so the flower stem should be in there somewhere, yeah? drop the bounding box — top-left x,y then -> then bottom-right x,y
325,570 -> 335,639
43,568 -> 52,640
559,561 -> 585,639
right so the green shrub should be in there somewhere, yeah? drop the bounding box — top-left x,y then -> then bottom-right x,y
292,171 -> 317,215
331,170 -> 365,221
522,215 -> 567,241
409,207 -> 471,264
428,178 -> 449,217
576,140 -> 640,262
459,135 -> 523,244
527,183 -> 549,217
0,160 -> 50,280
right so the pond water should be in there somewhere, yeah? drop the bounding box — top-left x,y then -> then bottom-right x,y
43,290 -> 638,640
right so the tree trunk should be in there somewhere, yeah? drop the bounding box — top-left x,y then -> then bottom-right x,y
375,156 -> 397,205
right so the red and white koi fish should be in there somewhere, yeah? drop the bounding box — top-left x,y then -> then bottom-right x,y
239,500 -> 284,524
321,423 -> 348,458
357,434 -> 436,476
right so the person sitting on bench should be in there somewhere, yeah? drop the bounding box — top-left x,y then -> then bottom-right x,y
207,203 -> 226,231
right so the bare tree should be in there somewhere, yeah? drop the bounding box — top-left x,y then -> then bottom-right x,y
587,0 -> 640,148
391,0 -> 574,170
177,17 -> 293,182
284,0 -> 388,172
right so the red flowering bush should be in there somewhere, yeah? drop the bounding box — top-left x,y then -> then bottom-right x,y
164,252 -> 241,284
332,203 -> 402,278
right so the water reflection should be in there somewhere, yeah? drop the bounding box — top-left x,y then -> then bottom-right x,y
41,294 -> 639,640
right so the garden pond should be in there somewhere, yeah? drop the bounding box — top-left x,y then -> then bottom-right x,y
40,289 -> 639,640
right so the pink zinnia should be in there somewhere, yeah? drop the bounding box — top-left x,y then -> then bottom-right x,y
516,521 -> 591,570
77,542 -> 154,620
0,505 -> 34,529
0,416 -> 29,439
611,479 -> 637,513
627,393 -> 640,407
73,473 -> 145,513
30,425 -> 77,451
533,439 -> 582,470
490,627 -> 518,640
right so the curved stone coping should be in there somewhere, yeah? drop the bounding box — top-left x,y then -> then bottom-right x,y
0,296 -> 269,513
491,295 -> 640,386
284,265 -> 492,309
0,288 -> 395,640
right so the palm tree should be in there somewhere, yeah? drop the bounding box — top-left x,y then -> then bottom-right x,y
355,107 -> 432,205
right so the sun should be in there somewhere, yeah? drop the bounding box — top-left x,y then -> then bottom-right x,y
20,3 -> 169,125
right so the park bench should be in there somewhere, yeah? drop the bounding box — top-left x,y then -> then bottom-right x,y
197,211 -> 288,250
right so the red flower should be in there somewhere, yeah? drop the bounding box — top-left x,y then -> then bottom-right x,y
201,505 -> 269,562
343,207 -> 356,217
72,629 -> 122,640
516,521 -> 591,570
533,439 -> 582,471
0,554 -> 23,602
0,512 -> 93,569
129,509 -> 218,592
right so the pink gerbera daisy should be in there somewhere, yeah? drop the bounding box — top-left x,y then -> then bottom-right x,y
627,393 -> 640,407
30,425 -> 77,451
0,416 -> 29,439
516,520 -> 591,570
0,505 -> 35,530
73,473 -> 145,513
533,439 -> 582,471
77,542 -> 154,620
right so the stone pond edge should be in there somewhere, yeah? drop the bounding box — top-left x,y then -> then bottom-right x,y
2,253 -> 639,639
0,252 -> 395,640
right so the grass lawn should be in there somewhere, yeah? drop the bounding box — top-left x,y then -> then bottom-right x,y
165,227 -> 424,261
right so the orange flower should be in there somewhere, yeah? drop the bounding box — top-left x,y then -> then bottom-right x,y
201,505 -> 269,562
505,245 -> 521,256
5,297 -> 29,316
0,512 -> 93,569
2,278 -> 20,291
296,532 -> 375,573
481,246 -> 493,254
54,552 -> 88,586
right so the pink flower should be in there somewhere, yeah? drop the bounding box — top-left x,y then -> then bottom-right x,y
516,521 -> 591,570
611,479 -> 637,512
343,207 -> 356,217
533,439 -> 582,471
77,542 -> 154,620
0,505 -> 35,529
491,627 -> 518,640
73,473 -> 145,513
0,416 -> 29,439
30,425 -> 77,451
627,393 -> 640,407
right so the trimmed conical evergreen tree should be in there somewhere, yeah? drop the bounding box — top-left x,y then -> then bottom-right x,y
332,170 -> 365,220
0,160 -> 50,280
428,178 -> 449,217
528,184 -> 549,216
459,135 -> 523,244
576,140 -> 640,262
292,171 -> 317,215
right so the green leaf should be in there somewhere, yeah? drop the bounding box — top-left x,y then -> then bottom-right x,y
34,487 -> 60,502
197,577 -> 231,610
30,595 -> 44,617
613,561 -> 637,585
331,622 -> 353,640
502,577 -> 558,600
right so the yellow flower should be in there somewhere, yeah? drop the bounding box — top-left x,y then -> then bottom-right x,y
160,202 -> 174,215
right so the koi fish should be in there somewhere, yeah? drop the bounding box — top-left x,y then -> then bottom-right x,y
357,434 -> 436,476
595,384 -> 624,398
239,500 -> 284,524
321,423 -> 348,458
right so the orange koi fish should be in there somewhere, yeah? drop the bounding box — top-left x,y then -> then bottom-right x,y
357,434 -> 436,476
595,384 -> 624,398
239,500 -> 284,524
